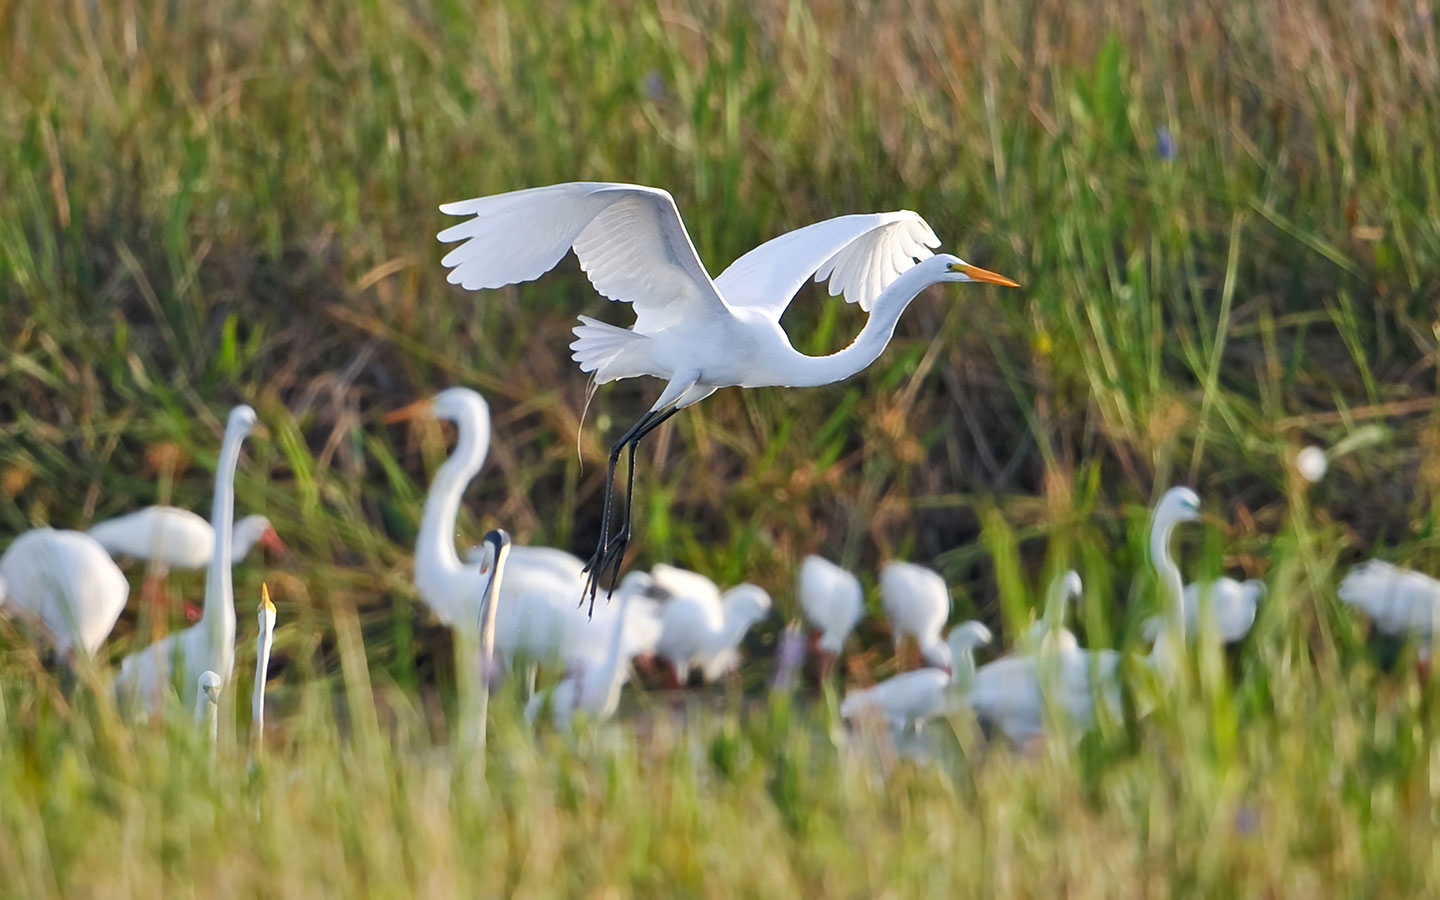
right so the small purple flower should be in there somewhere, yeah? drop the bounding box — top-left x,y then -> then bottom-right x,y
1233,804 -> 1259,835
771,626 -> 807,691
1156,126 -> 1175,162
645,70 -> 665,102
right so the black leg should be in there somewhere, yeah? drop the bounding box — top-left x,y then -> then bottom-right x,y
582,406 -> 682,616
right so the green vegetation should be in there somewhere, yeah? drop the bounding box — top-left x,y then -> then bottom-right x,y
2,0 -> 1438,894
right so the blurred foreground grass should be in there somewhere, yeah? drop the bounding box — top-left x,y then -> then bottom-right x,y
2,0 -> 1439,894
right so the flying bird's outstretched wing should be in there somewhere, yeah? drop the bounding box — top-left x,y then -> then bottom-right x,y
714,211 -> 940,318
438,182 -> 732,332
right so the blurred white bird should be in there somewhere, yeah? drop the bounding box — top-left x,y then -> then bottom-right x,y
115,406 -> 257,713
968,644 -> 1123,744
798,554 -> 864,662
1141,577 -> 1264,645
652,565 -> 772,684
1142,487 -> 1205,672
1339,560 -> 1440,659
1024,569 -> 1082,654
880,561 -> 953,670
195,670 -> 222,746
0,528 -> 130,659
89,507 -> 285,572
525,576 -> 641,729
437,182 -> 1019,609
252,583 -> 277,756
841,620 -> 992,733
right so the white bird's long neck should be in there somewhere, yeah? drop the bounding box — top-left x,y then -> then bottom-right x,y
781,265 -> 940,387
950,649 -> 976,688
415,407 -> 490,611
201,423 -> 248,675
593,590 -> 632,691
252,627 -> 273,733
1150,514 -> 1185,643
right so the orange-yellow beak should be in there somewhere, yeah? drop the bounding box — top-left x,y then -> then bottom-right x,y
385,398 -> 434,424
949,262 -> 1020,287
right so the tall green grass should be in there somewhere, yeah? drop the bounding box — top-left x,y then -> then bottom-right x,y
2,0 -> 1439,893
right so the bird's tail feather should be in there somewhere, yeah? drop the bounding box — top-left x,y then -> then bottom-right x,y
570,316 -> 646,385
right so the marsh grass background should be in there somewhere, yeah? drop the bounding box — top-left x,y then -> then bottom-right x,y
2,0 -> 1440,894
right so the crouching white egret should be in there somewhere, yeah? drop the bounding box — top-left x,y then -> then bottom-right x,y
1141,577 -> 1264,646
0,528 -> 130,660
879,561 -> 953,670
89,507 -> 285,572
436,182 -> 1019,610
841,621 -> 992,734
652,564 -> 772,685
115,406 -> 257,713
1339,560 -> 1440,660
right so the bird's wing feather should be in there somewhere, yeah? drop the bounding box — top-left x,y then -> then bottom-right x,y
438,182 -> 731,332
714,212 -> 940,318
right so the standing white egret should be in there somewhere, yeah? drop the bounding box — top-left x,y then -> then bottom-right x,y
879,561 -> 953,670
436,182 -> 1019,608
798,554 -> 864,669
0,529 -> 130,659
89,508 -> 285,572
1024,569 -> 1082,654
1141,577 -> 1264,646
252,583 -> 277,756
967,643 -> 1123,744
841,620 -> 992,733
525,573 -> 638,729
115,406 -> 257,712
195,670 -> 222,746
652,566 -> 772,685
472,528 -> 512,748
1338,560 -> 1440,659
1143,487 -> 1204,671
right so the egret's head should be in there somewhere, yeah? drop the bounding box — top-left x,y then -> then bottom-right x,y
1156,486 -> 1202,526
1059,570 -> 1083,601
235,515 -> 288,558
933,253 -> 1020,287
722,584 -> 772,623
385,386 -> 488,426
228,405 -> 259,434
259,583 -> 277,632
478,528 -> 512,576
199,670 -> 223,702
949,620 -> 994,652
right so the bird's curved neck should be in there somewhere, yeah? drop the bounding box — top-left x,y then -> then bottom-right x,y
593,591 -> 632,690
781,265 -> 939,387
201,423 -> 247,664
950,650 -> 976,688
415,410 -> 490,596
1150,512 -> 1186,642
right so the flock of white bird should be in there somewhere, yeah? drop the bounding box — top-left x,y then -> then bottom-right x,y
1,181 -> 1436,750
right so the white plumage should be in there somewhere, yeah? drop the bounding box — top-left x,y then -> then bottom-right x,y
1141,577 -> 1264,645
195,670 -> 222,745
0,528 -> 131,658
89,508 -> 283,571
841,621 -> 992,733
436,182 -> 1018,605
968,647 -> 1123,744
652,565 -> 772,683
798,554 -> 864,655
115,406 -> 257,712
524,582 -> 643,729
880,561 -> 953,669
1339,560 -> 1440,657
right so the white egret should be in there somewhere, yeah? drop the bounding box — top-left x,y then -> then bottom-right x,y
115,406 -> 256,712
1338,560 -> 1440,659
474,528 -> 511,748
252,583 -> 277,755
1143,487 -> 1205,671
89,508 -> 285,572
524,574 -> 638,729
195,670 -> 222,746
652,565 -> 772,684
436,182 -> 1019,608
0,528 -> 130,659
1023,569 -> 1082,654
841,621 -> 992,733
798,554 -> 864,667
879,561 -> 953,670
967,644 -> 1123,744
1140,577 -> 1264,646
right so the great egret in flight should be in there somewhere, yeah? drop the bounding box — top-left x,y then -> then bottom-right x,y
841,620 -> 992,734
798,554 -> 864,671
0,528 -> 130,660
879,561 -> 954,670
436,182 -> 1019,609
1339,560 -> 1440,660
115,406 -> 257,713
